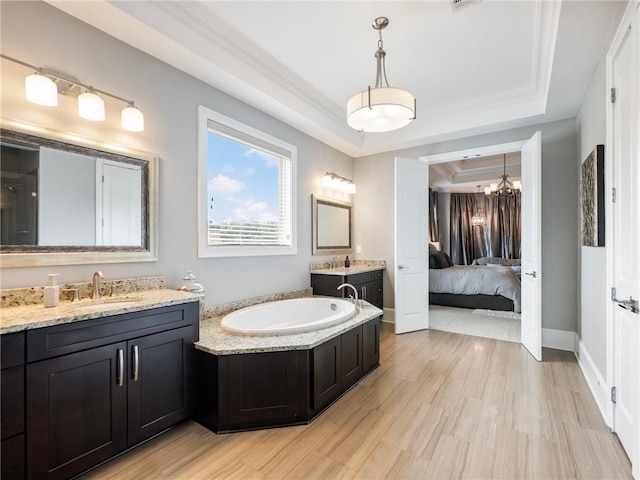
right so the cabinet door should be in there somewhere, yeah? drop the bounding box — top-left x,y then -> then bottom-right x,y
313,336 -> 342,410
26,342 -> 127,480
341,326 -> 363,387
363,318 -> 381,373
127,326 -> 195,445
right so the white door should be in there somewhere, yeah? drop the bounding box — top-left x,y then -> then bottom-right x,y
611,11 -> 640,474
520,131 -> 543,361
98,160 -> 142,246
394,157 -> 429,334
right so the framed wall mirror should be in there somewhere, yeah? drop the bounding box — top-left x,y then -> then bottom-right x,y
0,119 -> 157,267
312,194 -> 352,255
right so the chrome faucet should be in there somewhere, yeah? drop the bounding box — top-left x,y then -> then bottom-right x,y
92,271 -> 104,299
337,283 -> 359,313
332,256 -> 341,269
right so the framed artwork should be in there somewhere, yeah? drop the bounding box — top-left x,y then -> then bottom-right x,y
581,144 -> 605,246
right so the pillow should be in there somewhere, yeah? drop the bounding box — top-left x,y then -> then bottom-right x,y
429,251 -> 452,269
428,244 -> 439,255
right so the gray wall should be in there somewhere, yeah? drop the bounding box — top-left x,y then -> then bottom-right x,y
354,118 -> 579,332
0,1 -> 353,307
576,58 -> 608,379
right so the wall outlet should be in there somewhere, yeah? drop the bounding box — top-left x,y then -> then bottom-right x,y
356,245 -> 362,254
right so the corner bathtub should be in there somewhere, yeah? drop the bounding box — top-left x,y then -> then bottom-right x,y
220,297 -> 356,336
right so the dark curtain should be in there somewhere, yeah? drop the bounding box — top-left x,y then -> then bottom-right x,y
450,193 -> 521,265
429,188 -> 440,243
486,195 -> 521,259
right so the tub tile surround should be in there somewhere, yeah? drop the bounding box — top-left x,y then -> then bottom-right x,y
309,259 -> 386,276
196,301 -> 383,355
0,277 -> 203,334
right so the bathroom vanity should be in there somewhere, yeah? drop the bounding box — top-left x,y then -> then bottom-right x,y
194,303 -> 382,433
0,290 -> 200,480
310,264 -> 384,309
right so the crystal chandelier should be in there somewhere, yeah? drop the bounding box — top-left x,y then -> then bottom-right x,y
347,17 -> 416,133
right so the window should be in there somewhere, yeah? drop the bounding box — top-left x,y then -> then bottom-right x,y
198,106 -> 296,257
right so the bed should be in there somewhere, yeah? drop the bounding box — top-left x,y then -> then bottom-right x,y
428,248 -> 521,312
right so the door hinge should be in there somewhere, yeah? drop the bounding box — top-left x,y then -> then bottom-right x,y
611,386 -> 617,404
611,88 -> 616,103
611,287 -> 617,301
612,187 -> 617,203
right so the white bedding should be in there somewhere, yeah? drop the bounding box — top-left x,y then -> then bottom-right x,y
429,265 -> 521,313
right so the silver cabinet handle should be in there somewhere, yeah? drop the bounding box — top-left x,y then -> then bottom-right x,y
364,285 -> 367,300
132,345 -> 139,381
524,271 -> 537,278
117,349 -> 124,387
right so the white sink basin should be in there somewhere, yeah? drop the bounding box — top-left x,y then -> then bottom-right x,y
69,296 -> 144,311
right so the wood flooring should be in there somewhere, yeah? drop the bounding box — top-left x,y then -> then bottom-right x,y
82,323 -> 632,479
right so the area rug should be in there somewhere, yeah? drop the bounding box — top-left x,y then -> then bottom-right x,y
429,305 -> 521,343
472,308 -> 521,320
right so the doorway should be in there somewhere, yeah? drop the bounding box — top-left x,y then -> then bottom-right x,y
418,133 -> 543,360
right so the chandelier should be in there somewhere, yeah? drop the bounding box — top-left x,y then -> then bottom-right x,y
471,185 -> 486,226
485,154 -> 521,197
347,17 -> 416,133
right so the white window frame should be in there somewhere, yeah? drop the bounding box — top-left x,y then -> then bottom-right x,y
197,106 -> 297,258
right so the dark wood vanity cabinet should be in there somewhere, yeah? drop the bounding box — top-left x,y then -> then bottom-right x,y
21,302 -> 198,480
311,269 -> 384,309
1,332 -> 26,480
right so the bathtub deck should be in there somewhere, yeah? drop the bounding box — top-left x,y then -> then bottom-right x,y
196,302 -> 382,355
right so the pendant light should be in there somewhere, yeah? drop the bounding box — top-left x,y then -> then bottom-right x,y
471,185 -> 486,226
347,17 -> 416,133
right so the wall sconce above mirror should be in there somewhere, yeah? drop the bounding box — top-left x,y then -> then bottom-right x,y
0,118 -> 157,267
312,195 -> 352,255
1,54 -> 144,132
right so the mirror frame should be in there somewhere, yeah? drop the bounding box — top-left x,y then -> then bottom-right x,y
312,194 -> 352,255
0,118 -> 158,267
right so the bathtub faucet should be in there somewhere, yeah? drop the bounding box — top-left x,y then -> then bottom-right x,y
337,283 -> 359,313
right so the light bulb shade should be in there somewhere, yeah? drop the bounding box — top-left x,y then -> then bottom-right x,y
490,183 -> 498,192
347,87 -> 415,132
322,173 -> 333,187
78,92 -> 105,121
513,180 -> 522,190
347,182 -> 357,194
331,177 -> 342,189
121,105 -> 144,132
484,187 -> 492,195
25,74 -> 58,106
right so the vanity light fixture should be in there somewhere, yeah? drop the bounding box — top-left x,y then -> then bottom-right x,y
2,54 -> 145,132
347,17 -> 416,133
25,72 -> 58,106
78,91 -> 105,121
322,172 -> 356,194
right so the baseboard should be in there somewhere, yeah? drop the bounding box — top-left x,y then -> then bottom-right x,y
382,308 -> 395,324
541,328 -> 577,352
576,339 -> 611,426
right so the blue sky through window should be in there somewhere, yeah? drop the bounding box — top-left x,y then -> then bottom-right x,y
207,132 -> 279,225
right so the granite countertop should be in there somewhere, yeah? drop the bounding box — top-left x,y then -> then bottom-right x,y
309,265 -> 385,276
0,289 -> 204,334
196,302 -> 383,355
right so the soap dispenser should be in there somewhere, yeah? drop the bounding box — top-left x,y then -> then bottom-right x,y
43,274 -> 60,308
344,255 -> 350,268
182,271 -> 205,293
